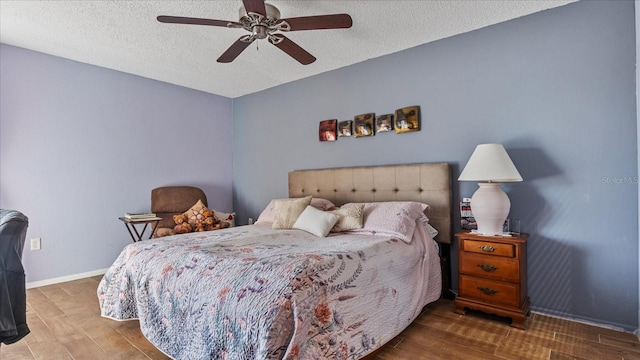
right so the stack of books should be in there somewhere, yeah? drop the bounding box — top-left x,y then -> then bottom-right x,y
124,212 -> 157,220
460,198 -> 477,230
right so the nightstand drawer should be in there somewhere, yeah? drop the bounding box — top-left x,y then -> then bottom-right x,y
459,275 -> 520,307
463,239 -> 514,258
459,252 -> 519,282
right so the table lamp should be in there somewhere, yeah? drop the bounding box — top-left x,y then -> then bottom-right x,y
458,144 -> 522,235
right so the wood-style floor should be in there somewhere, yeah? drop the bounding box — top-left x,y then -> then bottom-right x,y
1,276 -> 639,360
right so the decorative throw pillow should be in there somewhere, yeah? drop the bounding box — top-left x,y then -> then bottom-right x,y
342,201 -> 429,243
272,196 -> 312,229
293,206 -> 339,237
328,203 -> 365,232
256,197 -> 335,224
310,198 -> 338,211
183,199 -> 207,224
213,209 -> 236,227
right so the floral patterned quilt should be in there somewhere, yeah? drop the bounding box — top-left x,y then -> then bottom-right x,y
98,223 -> 441,360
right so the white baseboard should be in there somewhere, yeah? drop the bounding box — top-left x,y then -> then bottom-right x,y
530,310 -> 629,333
26,268 -> 108,289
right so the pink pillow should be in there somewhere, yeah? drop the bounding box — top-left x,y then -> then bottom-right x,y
310,198 -> 337,211
341,201 -> 428,243
256,197 -> 337,224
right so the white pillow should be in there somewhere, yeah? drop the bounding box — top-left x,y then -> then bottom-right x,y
293,206 -> 339,237
213,209 -> 236,227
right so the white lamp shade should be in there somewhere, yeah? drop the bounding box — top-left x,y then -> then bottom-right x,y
458,144 -> 523,182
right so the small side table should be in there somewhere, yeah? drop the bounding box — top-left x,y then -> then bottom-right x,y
454,231 -> 529,329
118,217 -> 162,242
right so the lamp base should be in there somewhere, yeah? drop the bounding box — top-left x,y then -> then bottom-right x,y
470,183 -> 510,236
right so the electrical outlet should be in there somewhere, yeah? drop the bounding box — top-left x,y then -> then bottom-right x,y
31,238 -> 41,251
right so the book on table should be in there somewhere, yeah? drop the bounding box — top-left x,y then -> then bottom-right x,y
124,212 -> 157,220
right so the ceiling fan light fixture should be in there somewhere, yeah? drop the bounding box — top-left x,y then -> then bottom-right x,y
252,25 -> 269,39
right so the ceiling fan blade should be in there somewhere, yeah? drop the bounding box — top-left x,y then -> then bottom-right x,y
278,14 -> 352,31
217,37 -> 254,63
157,15 -> 241,28
242,0 -> 267,16
270,35 -> 316,65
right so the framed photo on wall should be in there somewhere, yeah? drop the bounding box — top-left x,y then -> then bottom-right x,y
319,119 -> 337,142
394,106 -> 420,134
354,113 -> 375,138
338,120 -> 353,137
375,114 -> 394,133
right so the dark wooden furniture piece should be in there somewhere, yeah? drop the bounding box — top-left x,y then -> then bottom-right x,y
118,217 -> 162,242
454,231 -> 529,329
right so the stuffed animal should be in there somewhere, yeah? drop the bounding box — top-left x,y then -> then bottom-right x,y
173,213 -> 187,225
216,212 -> 232,229
201,209 -> 214,219
203,216 -> 217,231
193,210 -> 209,232
173,214 -> 192,234
180,207 -> 231,232
194,222 -> 206,232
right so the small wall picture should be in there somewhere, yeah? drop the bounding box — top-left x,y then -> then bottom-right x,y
375,114 -> 394,133
354,113 -> 375,138
319,119 -> 337,142
394,106 -> 420,134
338,120 -> 353,137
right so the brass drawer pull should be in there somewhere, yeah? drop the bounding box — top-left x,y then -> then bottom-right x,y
477,264 -> 497,272
479,245 -> 496,252
477,287 -> 498,295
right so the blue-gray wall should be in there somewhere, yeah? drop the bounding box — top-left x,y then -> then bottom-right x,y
0,45 -> 234,284
233,1 -> 638,330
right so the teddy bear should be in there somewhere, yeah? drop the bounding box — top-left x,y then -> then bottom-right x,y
173,213 -> 192,234
194,222 -> 206,232
217,218 -> 231,229
187,209 -> 206,232
201,208 -> 214,220
191,209 -> 231,232
203,215 -> 230,231
202,215 -> 217,231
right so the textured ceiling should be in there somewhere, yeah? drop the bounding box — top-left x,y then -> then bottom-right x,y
0,0 -> 574,98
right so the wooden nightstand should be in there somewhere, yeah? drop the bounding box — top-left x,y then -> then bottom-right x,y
454,231 -> 529,329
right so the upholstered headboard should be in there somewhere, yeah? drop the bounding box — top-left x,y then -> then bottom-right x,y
288,163 -> 452,244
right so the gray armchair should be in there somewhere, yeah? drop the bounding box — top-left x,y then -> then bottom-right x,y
0,209 -> 30,345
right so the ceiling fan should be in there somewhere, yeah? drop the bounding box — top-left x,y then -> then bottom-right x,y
157,0 -> 353,65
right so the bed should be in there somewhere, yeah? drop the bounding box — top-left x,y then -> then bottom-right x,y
98,163 -> 452,360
